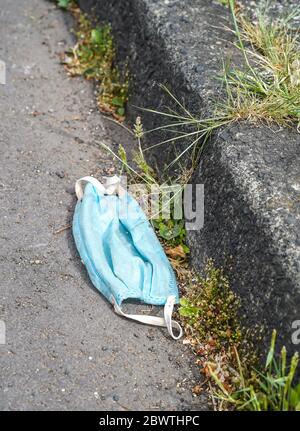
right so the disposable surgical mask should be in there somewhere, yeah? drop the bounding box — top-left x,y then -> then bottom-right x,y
73,176 -> 183,339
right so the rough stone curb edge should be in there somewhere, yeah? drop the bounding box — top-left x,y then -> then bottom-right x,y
77,0 -> 300,356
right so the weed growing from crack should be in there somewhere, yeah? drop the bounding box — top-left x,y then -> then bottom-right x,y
61,6 -> 128,121
210,330 -> 300,411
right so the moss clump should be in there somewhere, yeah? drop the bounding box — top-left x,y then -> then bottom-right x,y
179,260 -> 242,348
178,260 -> 258,394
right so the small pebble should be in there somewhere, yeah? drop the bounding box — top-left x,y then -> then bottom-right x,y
65,186 -> 74,194
55,171 -> 65,179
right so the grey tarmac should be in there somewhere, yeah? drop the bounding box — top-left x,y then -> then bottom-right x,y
0,0 -> 208,411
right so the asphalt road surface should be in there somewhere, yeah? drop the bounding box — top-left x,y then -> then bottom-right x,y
0,0 -> 208,410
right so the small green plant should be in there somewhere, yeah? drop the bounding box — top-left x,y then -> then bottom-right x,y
56,0 -> 72,9
63,11 -> 128,120
130,118 -> 188,250
152,218 -> 187,245
210,330 -> 300,411
132,116 -> 157,183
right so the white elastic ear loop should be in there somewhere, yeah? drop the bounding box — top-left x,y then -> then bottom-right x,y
164,295 -> 183,340
75,176 -> 106,200
104,175 -> 126,197
75,175 -> 125,200
112,296 -> 183,340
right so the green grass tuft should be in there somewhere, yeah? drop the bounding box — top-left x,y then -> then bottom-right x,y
210,330 -> 300,411
220,0 -> 300,127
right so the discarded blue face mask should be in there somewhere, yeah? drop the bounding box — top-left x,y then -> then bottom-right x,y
73,176 -> 183,340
